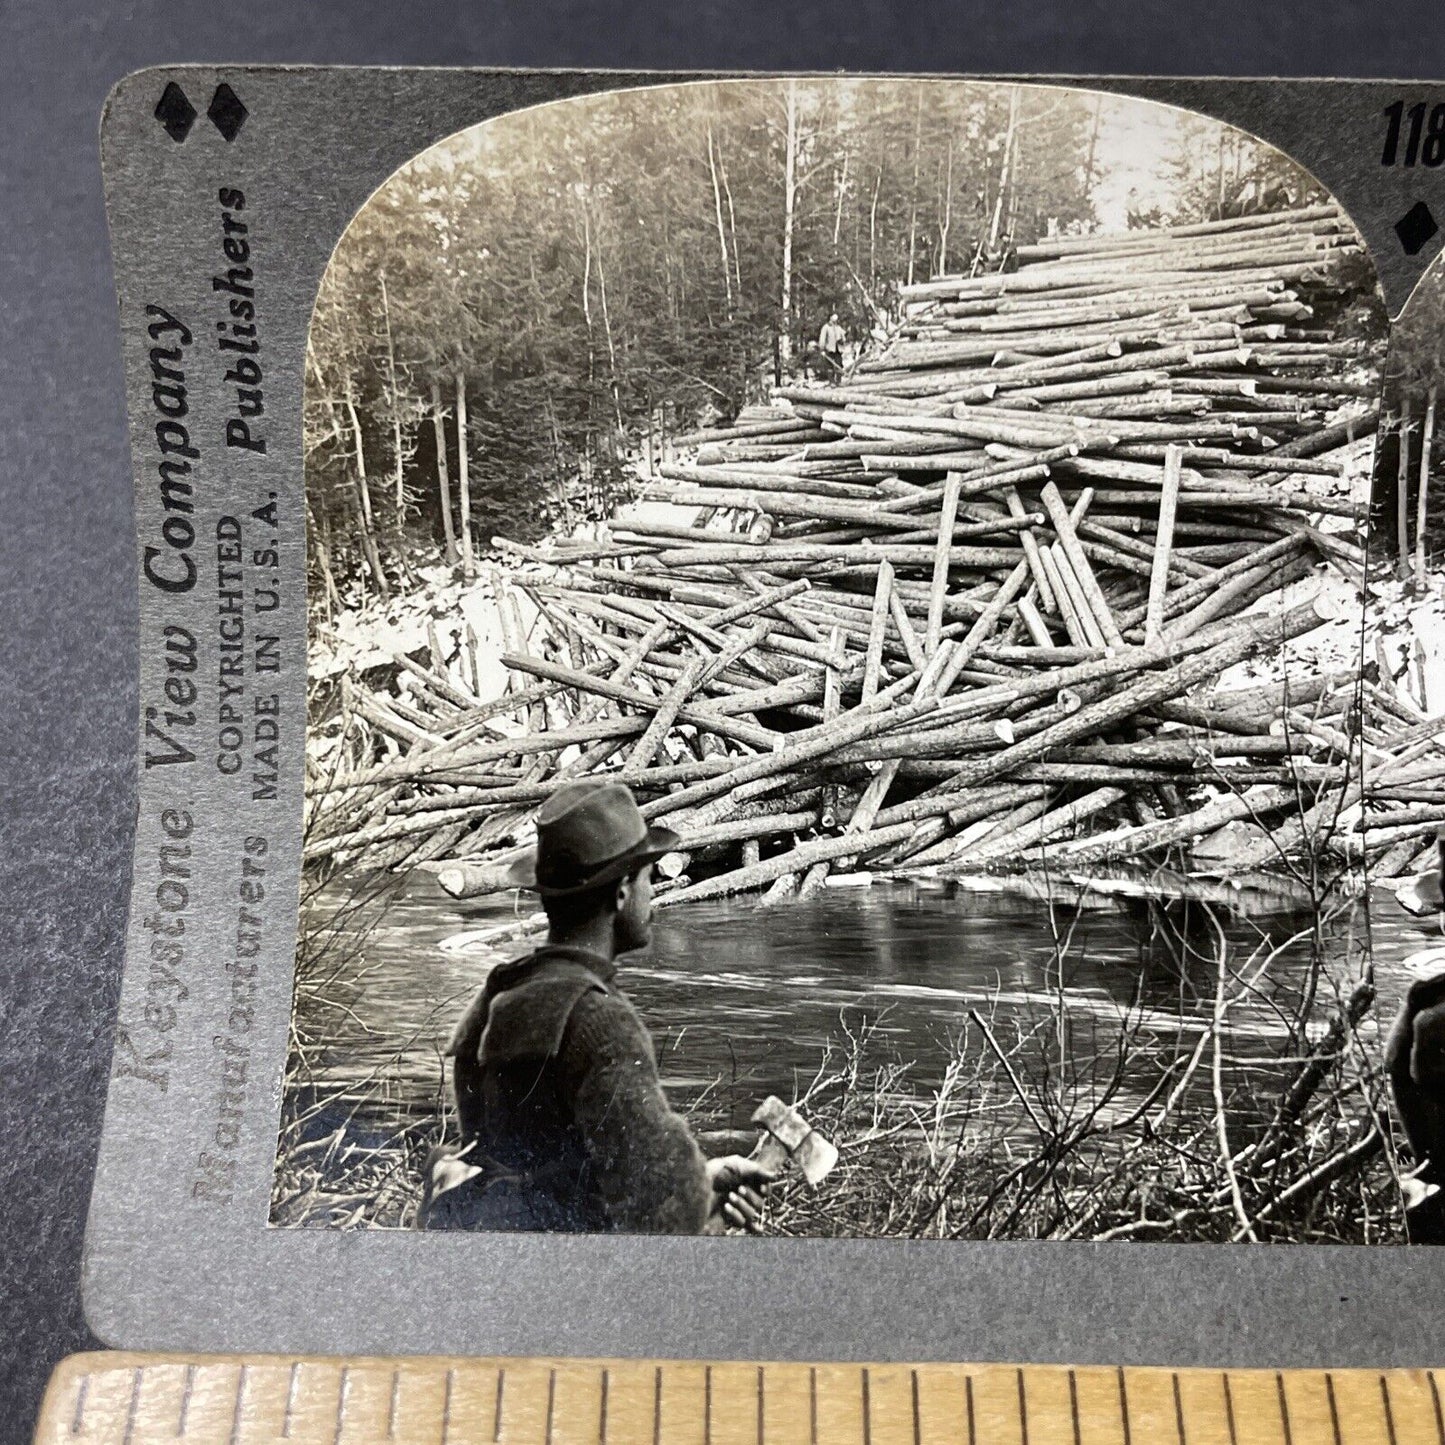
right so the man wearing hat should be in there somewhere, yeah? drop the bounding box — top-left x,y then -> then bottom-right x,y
420,780 -> 773,1233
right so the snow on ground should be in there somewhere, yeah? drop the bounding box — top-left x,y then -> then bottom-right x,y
1370,577 -> 1445,716
310,561 -> 537,703
1210,426 -> 1382,700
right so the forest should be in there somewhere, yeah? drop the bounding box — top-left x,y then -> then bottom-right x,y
304,79 -> 1324,610
1378,255 -> 1445,582
282,84 -> 1445,1244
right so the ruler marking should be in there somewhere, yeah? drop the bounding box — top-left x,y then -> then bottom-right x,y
122,1367 -> 143,1445
230,1365 -> 249,1445
1325,1374 -> 1343,1445
1380,1374 -> 1399,1445
177,1365 -> 196,1438
68,1369 -> 89,1439
333,1365 -> 351,1445
386,1369 -> 400,1441
51,1358 -> 1445,1445
282,1363 -> 301,1440
1276,1374 -> 1293,1445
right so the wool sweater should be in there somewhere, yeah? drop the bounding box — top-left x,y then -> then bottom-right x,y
445,945 -> 711,1234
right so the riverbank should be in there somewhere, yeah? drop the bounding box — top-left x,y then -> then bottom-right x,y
272,869 -> 1413,1242
272,968 -> 1404,1243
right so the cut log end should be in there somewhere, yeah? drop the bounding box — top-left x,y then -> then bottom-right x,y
435,862 -> 518,899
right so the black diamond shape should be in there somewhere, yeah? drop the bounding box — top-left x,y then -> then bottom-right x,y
207,84 -> 247,142
155,82 -> 196,143
1395,200 -> 1440,257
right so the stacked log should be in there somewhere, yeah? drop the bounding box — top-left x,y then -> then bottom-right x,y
307,203 -> 1441,900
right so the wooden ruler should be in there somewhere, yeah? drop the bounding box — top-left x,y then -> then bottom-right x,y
33,1354 -> 1445,1444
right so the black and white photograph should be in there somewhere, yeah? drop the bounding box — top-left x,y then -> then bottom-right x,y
273,76 -> 1445,1245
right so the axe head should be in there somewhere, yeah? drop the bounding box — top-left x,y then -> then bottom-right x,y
1403,1175 -> 1443,1212
751,1096 -> 839,1186
793,1130 -> 839,1186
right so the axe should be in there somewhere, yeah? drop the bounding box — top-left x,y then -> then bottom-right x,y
749,1096 -> 838,1185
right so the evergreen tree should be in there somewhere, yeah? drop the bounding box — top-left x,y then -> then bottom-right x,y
304,79 -> 1294,600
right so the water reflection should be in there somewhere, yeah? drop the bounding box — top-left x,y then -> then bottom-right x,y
293,870 -> 1423,1136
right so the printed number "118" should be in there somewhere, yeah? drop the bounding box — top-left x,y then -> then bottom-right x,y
1382,101 -> 1445,167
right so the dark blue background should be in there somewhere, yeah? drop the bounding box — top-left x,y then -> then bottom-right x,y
6,3 -> 1445,1438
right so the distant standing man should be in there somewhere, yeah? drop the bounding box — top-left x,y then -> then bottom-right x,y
818,311 -> 846,379
420,780 -> 773,1233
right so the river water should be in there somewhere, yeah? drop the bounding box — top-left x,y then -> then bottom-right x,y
291,867 -> 1442,1141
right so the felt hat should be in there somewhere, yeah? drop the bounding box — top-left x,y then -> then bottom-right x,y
507,780 -> 680,897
